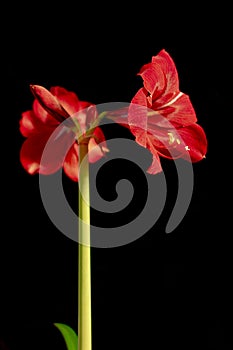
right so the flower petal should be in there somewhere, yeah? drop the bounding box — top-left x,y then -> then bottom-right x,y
20,132 -> 58,175
32,99 -> 60,126
132,82 -> 197,130
151,49 -> 180,108
19,111 -> 38,137
20,126 -> 76,175
176,123 -> 208,162
146,128 -> 187,160
19,108 -> 57,137
138,49 -> 180,108
151,93 -> 197,127
30,85 -> 70,122
63,142 -> 79,182
129,90 -> 149,147
146,138 -> 163,174
50,86 -> 91,116
138,62 -> 166,103
88,127 -> 109,163
145,123 -> 207,163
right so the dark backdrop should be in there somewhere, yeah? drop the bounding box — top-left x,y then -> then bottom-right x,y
1,2 -> 232,350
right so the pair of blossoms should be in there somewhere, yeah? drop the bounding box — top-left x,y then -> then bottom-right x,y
20,49 -> 207,181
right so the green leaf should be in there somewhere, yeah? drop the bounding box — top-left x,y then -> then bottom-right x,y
54,323 -> 78,350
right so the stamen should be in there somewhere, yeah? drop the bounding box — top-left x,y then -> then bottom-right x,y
168,132 -> 175,144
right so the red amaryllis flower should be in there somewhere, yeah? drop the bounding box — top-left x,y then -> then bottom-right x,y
19,85 -> 109,181
111,49 -> 207,174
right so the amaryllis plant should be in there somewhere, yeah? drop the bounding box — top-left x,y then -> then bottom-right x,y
19,49 -> 207,350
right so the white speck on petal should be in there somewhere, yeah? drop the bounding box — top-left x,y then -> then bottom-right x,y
185,145 -> 190,151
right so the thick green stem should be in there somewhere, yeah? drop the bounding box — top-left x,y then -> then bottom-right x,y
78,142 -> 92,350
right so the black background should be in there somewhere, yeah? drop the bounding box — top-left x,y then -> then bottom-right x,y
1,2 -> 232,350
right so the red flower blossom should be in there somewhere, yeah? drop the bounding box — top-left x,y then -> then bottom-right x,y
111,49 -> 207,174
19,85 -> 109,181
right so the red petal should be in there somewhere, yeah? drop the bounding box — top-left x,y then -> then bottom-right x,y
88,127 -> 109,163
32,99 -> 60,126
137,49 -> 180,109
131,89 -> 197,132
30,85 -> 70,121
146,123 -> 208,163
19,108 -> 58,137
146,128 -> 187,160
19,111 -> 38,137
146,138 -> 163,174
63,142 -> 79,182
151,49 -> 180,107
20,126 -> 76,175
138,62 -> 166,103
130,88 -> 177,132
129,89 -> 149,147
152,49 -> 179,89
131,87 -> 148,108
20,132 -> 58,175
152,93 -> 197,127
128,96 -> 185,154
176,123 -> 208,162
63,127 -> 109,181
50,86 -> 91,116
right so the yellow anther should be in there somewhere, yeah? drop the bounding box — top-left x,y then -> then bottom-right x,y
168,132 -> 175,144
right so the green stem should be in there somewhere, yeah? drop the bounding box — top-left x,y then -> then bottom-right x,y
78,141 -> 92,350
